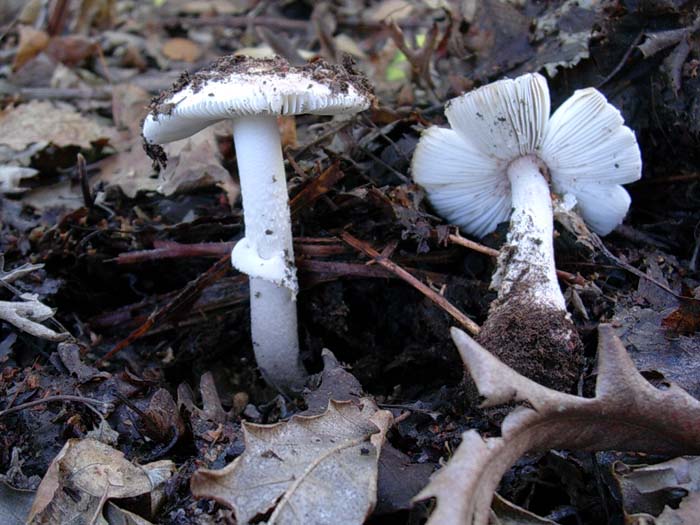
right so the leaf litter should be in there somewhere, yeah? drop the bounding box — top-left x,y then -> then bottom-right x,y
0,0 -> 699,524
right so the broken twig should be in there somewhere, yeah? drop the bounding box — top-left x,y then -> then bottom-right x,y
341,232 -> 480,335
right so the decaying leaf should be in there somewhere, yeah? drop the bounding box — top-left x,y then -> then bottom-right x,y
415,325 -> 700,525
99,125 -> 238,203
527,0 -> 600,77
177,371 -> 231,424
191,399 -> 393,525
662,286 -> 700,335
0,101 -> 116,153
27,438 -> 175,524
301,349 -> 363,416
614,304 -> 700,400
57,343 -> 111,383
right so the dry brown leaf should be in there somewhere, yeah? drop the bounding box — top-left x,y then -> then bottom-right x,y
104,502 -> 155,525
0,101 -> 116,152
366,0 -> 413,22
177,371 -> 231,424
415,325 -> 700,525
44,35 -> 98,67
99,126 -> 238,202
142,388 -> 186,442
11,25 -> 49,72
161,38 -> 202,62
27,438 -> 174,524
191,399 -> 392,525
111,83 -> 151,136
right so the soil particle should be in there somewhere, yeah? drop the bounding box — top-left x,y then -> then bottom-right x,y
477,302 -> 583,393
141,137 -> 167,169
147,55 -> 375,118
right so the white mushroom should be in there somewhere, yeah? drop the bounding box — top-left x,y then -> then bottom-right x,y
412,73 -> 641,390
143,56 -> 374,394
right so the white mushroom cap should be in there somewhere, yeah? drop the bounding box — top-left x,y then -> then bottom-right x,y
412,73 -> 641,237
143,56 -> 374,144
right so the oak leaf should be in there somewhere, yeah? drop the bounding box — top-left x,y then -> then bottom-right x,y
416,325 -> 700,525
191,399 -> 392,525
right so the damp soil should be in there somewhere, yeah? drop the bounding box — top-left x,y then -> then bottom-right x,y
477,302 -> 584,393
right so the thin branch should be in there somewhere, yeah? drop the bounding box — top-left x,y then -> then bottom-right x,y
0,395 -> 111,419
341,232 -> 480,335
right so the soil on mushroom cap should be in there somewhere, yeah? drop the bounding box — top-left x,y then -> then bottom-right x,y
477,302 -> 583,393
148,55 -> 375,118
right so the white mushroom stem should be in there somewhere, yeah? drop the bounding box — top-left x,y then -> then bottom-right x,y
230,115 -> 306,393
492,155 -> 566,312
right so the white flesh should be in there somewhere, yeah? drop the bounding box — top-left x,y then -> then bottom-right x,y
230,116 -> 306,393
491,155 -> 566,312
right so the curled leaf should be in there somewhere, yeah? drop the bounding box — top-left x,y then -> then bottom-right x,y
416,325 -> 700,525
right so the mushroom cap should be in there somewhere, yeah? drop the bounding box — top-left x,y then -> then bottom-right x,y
143,56 -> 374,144
412,73 -> 641,237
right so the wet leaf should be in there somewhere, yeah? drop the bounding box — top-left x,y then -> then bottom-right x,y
301,349 -> 363,416
614,304 -> 700,400
191,399 -> 392,525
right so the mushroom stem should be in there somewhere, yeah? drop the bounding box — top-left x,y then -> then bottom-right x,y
231,115 -> 306,393
492,155 -> 565,312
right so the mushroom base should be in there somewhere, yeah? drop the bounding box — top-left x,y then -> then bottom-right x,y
476,302 -> 583,393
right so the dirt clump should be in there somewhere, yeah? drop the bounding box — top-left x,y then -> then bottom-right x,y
477,302 -> 583,393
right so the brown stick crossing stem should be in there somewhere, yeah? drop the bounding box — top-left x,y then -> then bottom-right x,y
341,232 -> 480,335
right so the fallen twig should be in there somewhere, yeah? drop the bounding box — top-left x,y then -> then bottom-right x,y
341,232 -> 480,335
0,394 -> 111,419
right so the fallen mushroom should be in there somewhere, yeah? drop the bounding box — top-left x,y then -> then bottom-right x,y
143,56 -> 374,394
412,73 -> 641,390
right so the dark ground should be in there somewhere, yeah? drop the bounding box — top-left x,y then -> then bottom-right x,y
1,0 -> 699,524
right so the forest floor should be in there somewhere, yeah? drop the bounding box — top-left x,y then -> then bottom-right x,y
0,0 -> 699,524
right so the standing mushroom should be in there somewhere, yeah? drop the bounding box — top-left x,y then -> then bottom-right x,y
412,73 -> 641,391
143,56 -> 374,394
